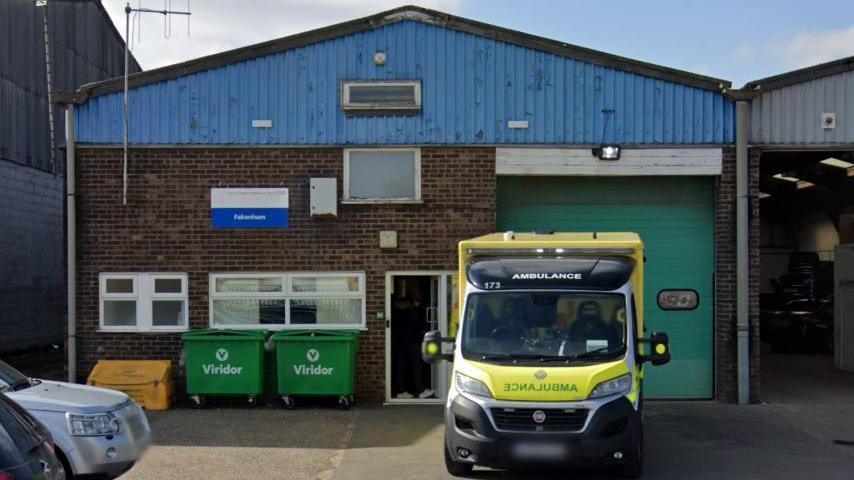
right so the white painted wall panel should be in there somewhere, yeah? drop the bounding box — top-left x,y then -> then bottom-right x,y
496,147 -> 722,176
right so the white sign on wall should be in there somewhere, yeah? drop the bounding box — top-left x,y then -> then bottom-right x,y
210,188 -> 289,229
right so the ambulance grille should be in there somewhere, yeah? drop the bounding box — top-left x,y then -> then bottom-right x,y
490,407 -> 588,432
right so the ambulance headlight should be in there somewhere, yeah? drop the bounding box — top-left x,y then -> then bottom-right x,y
588,373 -> 632,399
455,373 -> 493,398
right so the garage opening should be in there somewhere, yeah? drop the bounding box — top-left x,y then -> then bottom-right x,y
759,150 -> 854,403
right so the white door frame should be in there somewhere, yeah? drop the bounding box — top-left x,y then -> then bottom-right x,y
384,270 -> 455,404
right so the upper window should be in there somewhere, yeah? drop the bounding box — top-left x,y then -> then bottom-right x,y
341,80 -> 421,113
209,272 -> 365,330
344,148 -> 421,202
100,273 -> 188,332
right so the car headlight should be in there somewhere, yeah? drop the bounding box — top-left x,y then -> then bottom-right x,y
455,372 -> 493,398
588,373 -> 632,399
67,412 -> 120,436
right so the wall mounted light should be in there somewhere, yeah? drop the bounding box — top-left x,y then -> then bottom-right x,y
593,145 -> 621,161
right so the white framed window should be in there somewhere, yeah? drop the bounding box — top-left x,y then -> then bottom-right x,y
209,272 -> 366,330
99,273 -> 188,332
343,148 -> 421,203
340,80 -> 421,113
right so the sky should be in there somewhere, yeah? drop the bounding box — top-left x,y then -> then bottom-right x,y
103,0 -> 854,87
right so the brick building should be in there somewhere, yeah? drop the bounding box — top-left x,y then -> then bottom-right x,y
64,6 -> 757,402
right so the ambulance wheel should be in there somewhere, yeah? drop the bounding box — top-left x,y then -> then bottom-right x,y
338,396 -> 350,410
282,395 -> 296,410
444,444 -> 473,476
617,428 -> 643,479
190,395 -> 205,409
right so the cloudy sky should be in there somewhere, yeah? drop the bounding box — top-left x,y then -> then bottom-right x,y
103,0 -> 854,87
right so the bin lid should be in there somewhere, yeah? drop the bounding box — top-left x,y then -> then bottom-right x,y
87,360 -> 171,386
181,329 -> 269,341
270,329 -> 360,341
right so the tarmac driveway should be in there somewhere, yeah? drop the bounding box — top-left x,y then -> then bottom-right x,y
122,397 -> 854,480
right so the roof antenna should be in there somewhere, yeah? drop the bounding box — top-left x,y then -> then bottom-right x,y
122,0 -> 191,205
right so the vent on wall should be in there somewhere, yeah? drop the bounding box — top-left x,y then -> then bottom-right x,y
340,80 -> 421,114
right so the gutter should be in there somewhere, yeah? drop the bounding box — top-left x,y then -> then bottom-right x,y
727,87 -> 759,404
65,105 -> 77,383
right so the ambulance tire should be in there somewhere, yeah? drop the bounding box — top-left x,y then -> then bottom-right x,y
617,427 -> 643,479
444,445 -> 473,476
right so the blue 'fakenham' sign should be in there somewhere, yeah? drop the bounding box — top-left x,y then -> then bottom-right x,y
211,188 -> 289,228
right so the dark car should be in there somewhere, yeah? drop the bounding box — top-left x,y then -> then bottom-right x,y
0,393 -> 65,479
760,298 -> 834,353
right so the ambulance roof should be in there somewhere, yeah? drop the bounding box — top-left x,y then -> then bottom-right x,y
462,232 -> 641,246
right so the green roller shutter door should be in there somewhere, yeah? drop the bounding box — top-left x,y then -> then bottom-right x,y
498,176 -> 714,399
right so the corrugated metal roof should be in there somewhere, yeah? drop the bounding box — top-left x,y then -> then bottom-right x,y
745,55 -> 854,92
76,5 -> 730,100
75,19 -> 734,145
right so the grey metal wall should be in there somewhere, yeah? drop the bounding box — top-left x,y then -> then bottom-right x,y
750,69 -> 854,145
0,0 -> 137,352
0,161 -> 65,352
0,0 -> 139,172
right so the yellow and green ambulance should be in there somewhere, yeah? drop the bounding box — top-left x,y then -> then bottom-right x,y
422,232 -> 671,478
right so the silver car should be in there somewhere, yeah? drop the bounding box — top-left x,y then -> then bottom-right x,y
0,360 -> 151,479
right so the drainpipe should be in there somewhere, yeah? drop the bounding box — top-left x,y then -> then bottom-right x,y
66,105 -> 77,383
735,100 -> 750,405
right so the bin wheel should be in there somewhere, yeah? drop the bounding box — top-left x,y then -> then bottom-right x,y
247,395 -> 258,407
338,396 -> 350,411
190,395 -> 205,409
282,395 -> 296,410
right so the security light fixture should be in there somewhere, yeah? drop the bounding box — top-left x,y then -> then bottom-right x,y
759,192 -> 771,199
594,145 -> 621,161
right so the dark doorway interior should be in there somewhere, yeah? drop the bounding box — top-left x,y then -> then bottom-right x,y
390,276 -> 436,400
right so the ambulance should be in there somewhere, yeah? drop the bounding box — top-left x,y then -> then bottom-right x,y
422,232 -> 671,478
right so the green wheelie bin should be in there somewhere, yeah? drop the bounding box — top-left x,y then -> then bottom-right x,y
181,329 -> 269,407
271,330 -> 359,410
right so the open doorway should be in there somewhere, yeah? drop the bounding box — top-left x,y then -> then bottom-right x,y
385,272 -> 455,404
759,150 -> 854,402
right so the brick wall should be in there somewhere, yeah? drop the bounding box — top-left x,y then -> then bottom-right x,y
0,159 -> 65,352
714,147 -> 761,403
74,147 -> 496,399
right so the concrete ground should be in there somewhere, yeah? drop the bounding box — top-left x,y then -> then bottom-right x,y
8,347 -> 854,479
121,354 -> 854,480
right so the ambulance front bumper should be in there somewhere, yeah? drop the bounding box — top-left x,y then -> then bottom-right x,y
445,393 -> 640,469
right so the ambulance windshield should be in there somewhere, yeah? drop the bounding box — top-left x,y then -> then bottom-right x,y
461,292 -> 628,363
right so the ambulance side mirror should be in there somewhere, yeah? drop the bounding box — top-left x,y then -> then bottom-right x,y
638,331 -> 671,366
422,330 -> 454,363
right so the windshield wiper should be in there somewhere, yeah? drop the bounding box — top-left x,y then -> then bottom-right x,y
479,353 -> 564,363
570,345 -> 626,360
10,378 -> 32,391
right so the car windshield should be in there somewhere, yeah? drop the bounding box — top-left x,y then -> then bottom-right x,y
461,292 -> 628,363
0,394 -> 44,452
0,360 -> 30,392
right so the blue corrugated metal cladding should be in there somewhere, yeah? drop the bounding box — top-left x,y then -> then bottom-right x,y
76,20 -> 735,145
